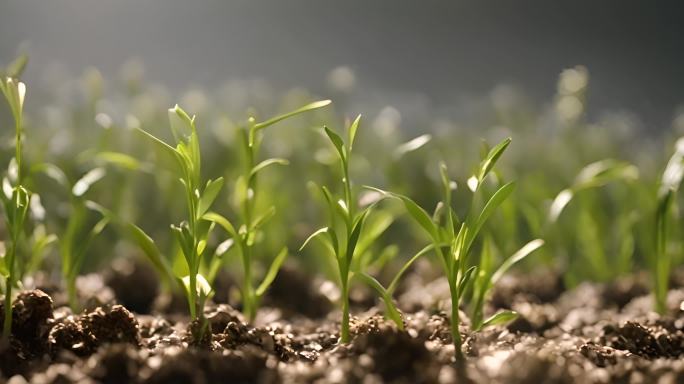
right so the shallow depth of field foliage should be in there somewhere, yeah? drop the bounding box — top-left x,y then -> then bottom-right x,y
1,56 -> 684,346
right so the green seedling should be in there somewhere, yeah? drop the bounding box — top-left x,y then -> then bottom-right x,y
654,137 -> 684,314
0,66 -> 30,339
469,236 -> 544,330
23,205 -> 57,278
548,159 -> 639,222
203,99 -> 330,321
135,104 -> 224,328
548,159 -> 639,282
31,164 -> 109,310
301,116 -> 404,343
369,138 -> 538,359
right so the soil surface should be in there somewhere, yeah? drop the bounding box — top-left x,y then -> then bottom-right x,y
2,262 -> 684,383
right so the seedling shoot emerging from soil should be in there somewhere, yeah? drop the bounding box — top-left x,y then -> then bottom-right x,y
204,99 -> 331,322
0,59 -> 30,339
369,138 -> 543,359
134,105 -> 223,336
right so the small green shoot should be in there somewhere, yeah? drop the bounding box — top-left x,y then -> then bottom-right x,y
470,237 -> 544,330
32,164 -> 109,311
369,138 -> 538,360
548,159 -> 638,223
301,116 -> 404,343
654,137 -> 684,314
0,64 -> 30,339
204,99 -> 330,321
135,105 -> 224,328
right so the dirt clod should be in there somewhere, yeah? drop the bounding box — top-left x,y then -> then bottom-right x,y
602,321 -> 684,359
580,342 -> 617,367
83,305 -> 140,346
144,347 -> 278,384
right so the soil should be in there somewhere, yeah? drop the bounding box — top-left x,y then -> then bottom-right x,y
2,263 -> 684,383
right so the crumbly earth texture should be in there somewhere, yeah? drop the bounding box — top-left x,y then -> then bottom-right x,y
2,264 -> 684,383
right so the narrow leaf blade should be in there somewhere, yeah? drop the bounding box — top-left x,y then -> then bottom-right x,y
481,310 -> 518,328
355,272 -> 404,330
256,247 -> 288,297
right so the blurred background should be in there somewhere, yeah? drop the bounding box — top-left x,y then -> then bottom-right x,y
2,0 -> 684,131
1,0 -> 684,289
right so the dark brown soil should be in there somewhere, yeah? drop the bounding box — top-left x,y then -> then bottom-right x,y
2,267 -> 684,383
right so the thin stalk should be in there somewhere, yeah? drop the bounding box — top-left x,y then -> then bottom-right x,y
240,123 -> 262,322
342,161 -> 352,217
242,246 -> 255,321
15,116 -> 22,184
449,280 -> 463,360
186,187 -> 199,320
2,241 -> 17,339
188,270 -> 197,319
3,273 -> 13,338
67,276 -> 78,312
340,279 -> 351,343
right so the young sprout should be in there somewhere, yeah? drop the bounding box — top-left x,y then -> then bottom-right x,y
204,99 -> 331,321
31,164 -> 109,310
370,138 -> 541,359
135,105 -> 224,330
300,116 -> 405,343
0,63 -> 29,339
548,159 -> 639,222
654,137 -> 684,314
548,159 -> 639,282
469,236 -> 544,330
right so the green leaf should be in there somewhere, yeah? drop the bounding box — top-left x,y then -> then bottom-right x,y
0,78 -> 26,119
31,163 -> 69,188
249,158 -> 289,180
348,114 -> 362,152
136,126 -> 181,167
203,212 -> 243,253
655,189 -> 674,314
181,273 -> 212,297
465,181 -> 516,253
365,186 -> 438,241
72,167 -> 106,197
346,210 -> 368,264
660,138 -> 684,196
256,247 -> 288,297
575,159 -> 639,189
171,223 -> 194,267
69,216 -> 110,279
457,265 -> 477,298
481,310 -> 518,328
94,151 -> 145,171
320,185 -> 348,228
354,210 -> 394,264
387,243 -> 437,294
168,104 -> 195,143
198,177 -> 224,217
250,206 -> 276,231
549,159 -> 639,222
393,134 -> 431,159
0,252 -> 8,277
439,162 -> 455,234
548,189 -> 573,223
324,126 -> 346,161
490,239 -> 545,286
127,222 -> 174,282
254,99 -> 331,130
477,137 -> 511,185
4,54 -> 28,78
354,272 -> 404,330
299,227 -> 329,251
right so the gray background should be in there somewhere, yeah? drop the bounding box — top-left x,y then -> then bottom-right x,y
1,0 -> 683,130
